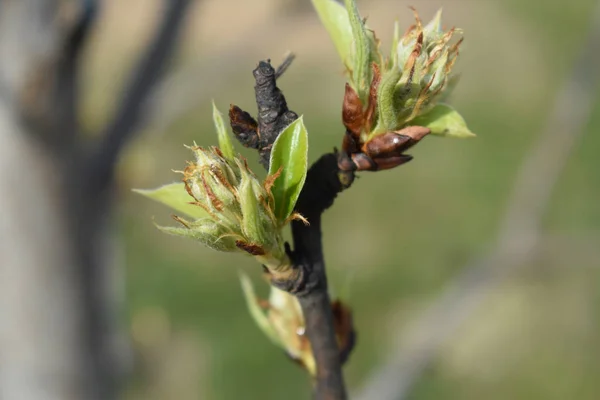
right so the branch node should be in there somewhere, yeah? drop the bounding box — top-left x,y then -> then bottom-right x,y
269,258 -> 321,297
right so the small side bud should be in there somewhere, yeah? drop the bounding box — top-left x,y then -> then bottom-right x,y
240,276 -> 357,374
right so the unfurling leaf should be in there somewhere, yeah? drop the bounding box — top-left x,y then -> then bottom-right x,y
133,183 -> 208,219
344,0 -> 371,103
212,101 -> 235,160
268,116 -> 309,224
239,272 -> 282,346
238,161 -> 269,246
372,67 -> 402,135
410,104 -> 476,138
157,219 -> 238,252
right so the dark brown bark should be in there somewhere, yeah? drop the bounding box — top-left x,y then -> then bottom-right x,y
292,154 -> 349,400
235,59 -> 352,399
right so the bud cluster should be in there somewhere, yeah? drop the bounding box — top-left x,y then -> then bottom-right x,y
314,0 -> 473,173
387,9 -> 462,130
158,146 -> 290,272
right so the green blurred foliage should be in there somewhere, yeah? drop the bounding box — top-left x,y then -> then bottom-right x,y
97,0 -> 600,398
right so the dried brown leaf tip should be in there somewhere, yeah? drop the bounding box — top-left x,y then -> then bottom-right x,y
263,165 -> 282,194
341,63 -> 382,148
364,63 -> 381,133
340,70 -> 370,165
172,214 -> 190,228
235,241 -> 266,256
342,83 -> 364,139
332,300 -> 356,364
229,104 -> 259,149
286,212 -> 309,226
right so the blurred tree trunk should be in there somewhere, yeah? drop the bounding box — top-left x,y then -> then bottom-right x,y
0,108 -> 110,400
0,2 -> 116,399
0,1 -> 191,399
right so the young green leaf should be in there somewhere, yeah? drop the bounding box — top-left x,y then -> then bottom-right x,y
238,164 -> 268,246
372,67 -> 402,136
268,116 -> 308,223
311,0 -> 353,70
133,183 -> 208,219
239,272 -> 282,347
156,220 -> 239,252
410,104 -> 476,138
212,101 -> 235,160
345,0 -> 372,103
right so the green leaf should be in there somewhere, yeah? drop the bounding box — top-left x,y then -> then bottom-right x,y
410,104 -> 476,138
238,164 -> 268,246
156,220 -> 238,252
239,272 -> 282,347
344,0 -> 371,103
268,116 -> 309,223
311,0 -> 353,69
424,8 -> 444,37
212,101 -> 235,160
133,183 -> 208,219
371,67 -> 402,136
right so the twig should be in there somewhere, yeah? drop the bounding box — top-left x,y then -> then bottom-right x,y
72,1 -> 193,396
355,3 -> 600,399
229,58 -> 299,168
88,0 -> 193,193
292,153 -> 349,400
232,60 -> 350,399
54,0 -> 97,151
275,52 -> 296,79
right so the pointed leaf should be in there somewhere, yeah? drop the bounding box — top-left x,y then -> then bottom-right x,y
424,8 -> 443,37
372,67 -> 402,136
345,0 -> 371,102
311,0 -> 353,69
238,164 -> 268,246
212,101 -> 235,160
133,183 -> 208,219
156,220 -> 239,252
268,116 -> 308,223
410,103 -> 476,138
239,272 -> 282,347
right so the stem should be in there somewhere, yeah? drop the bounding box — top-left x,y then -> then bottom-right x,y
240,58 -> 352,399
292,153 -> 349,400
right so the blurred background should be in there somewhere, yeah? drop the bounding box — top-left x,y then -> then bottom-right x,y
2,0 -> 599,399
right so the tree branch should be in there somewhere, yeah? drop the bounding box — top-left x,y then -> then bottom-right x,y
232,59 -> 351,399
292,153 -> 349,400
54,0 -> 97,151
356,2 -> 600,399
68,1 -> 194,396
87,0 -> 193,194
